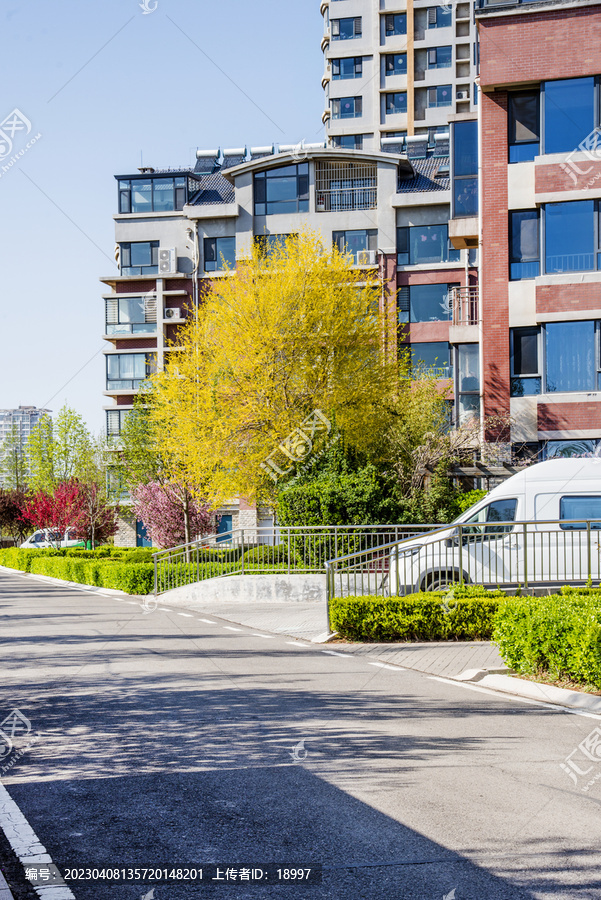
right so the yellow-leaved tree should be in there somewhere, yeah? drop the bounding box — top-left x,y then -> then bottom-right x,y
149,230 -> 404,507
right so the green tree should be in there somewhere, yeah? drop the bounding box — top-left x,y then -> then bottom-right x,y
26,405 -> 95,492
0,424 -> 28,491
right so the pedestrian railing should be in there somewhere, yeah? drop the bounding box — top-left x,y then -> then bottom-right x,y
325,517 -> 601,625
152,524 -> 440,596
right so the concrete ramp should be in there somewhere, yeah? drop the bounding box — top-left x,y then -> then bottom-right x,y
160,573 -> 326,606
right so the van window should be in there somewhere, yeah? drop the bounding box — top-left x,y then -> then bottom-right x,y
464,498 -> 518,535
560,496 -> 601,529
32,532 -> 44,543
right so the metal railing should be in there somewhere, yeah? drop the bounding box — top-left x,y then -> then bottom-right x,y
153,524 -> 440,596
451,286 -> 479,326
326,517 -> 601,626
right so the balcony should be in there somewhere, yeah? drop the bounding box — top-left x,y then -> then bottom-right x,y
451,286 -> 479,325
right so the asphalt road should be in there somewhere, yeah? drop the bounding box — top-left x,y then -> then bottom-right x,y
1,570 -> 601,900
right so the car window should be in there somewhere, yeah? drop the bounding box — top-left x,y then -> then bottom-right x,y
32,532 -> 44,543
560,495 -> 601,530
464,498 -> 518,535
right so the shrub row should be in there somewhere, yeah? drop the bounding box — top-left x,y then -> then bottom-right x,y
0,548 -> 155,594
330,585 -> 505,642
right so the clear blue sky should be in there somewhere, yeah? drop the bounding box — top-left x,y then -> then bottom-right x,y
0,0 -> 324,433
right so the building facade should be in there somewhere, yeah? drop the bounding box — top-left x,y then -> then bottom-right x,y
0,406 -> 51,487
320,0 -> 478,150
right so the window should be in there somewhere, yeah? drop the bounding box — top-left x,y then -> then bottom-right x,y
397,224 -> 461,265
385,93 -> 407,115
315,160 -> 376,211
105,296 -> 157,335
560,496 -> 601,530
546,439 -> 601,459
411,342 -> 452,377
385,54 -> 407,76
428,46 -> 452,69
331,17 -> 362,40
204,236 -> 235,272
544,77 -> 595,155
456,343 -> 480,425
332,57 -> 362,79
106,409 -> 130,438
510,327 -> 541,396
106,353 -> 156,391
119,241 -> 159,276
427,6 -> 452,28
428,85 -> 452,108
509,210 -> 539,279
452,120 -> 478,218
332,134 -> 363,150
333,229 -> 377,264
546,320 -> 596,393
385,13 -> 407,35
463,499 -> 518,535
409,283 -> 457,322
331,96 -> 362,119
545,200 -> 595,274
508,91 -> 540,163
254,163 -> 309,216
118,176 -> 187,214
255,234 -> 295,257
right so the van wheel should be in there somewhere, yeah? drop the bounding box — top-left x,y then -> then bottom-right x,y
427,573 -> 459,591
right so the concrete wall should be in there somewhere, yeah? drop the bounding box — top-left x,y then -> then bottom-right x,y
160,573 -> 326,605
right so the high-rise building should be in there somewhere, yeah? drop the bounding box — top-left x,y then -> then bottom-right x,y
320,0 -> 478,151
0,406 -> 51,486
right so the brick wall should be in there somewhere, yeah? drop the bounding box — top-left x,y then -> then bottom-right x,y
114,510 -> 137,548
537,283 -> 601,315
113,339 -> 157,351
538,402 -> 601,432
481,89 -> 511,441
535,161 -> 601,194
479,7 -> 601,89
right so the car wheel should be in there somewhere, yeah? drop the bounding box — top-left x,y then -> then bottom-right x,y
427,573 -> 459,591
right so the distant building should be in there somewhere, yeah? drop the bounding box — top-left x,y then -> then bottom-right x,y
0,406 -> 51,487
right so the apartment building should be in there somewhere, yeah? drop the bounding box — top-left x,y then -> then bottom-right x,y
472,0 -> 601,461
320,0 -> 477,151
101,140 -> 473,543
0,406 -> 50,486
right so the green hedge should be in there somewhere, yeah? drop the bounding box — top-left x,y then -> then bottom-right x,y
493,588 -> 601,688
330,585 -> 505,642
27,556 -> 155,595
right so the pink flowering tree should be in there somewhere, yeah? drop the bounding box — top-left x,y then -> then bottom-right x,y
130,482 -> 214,549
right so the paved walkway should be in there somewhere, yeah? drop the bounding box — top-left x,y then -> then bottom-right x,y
159,593 -> 506,679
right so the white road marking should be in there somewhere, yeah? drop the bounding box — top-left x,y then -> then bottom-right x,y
322,650 -> 353,658
252,633 -> 275,639
286,641 -> 310,647
199,618 -> 216,624
0,782 -> 76,899
368,662 -> 406,672
428,675 -> 601,720
158,606 -> 171,611
223,626 -> 242,632
177,613 -> 194,617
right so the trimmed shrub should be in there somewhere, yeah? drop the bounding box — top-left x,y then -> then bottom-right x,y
493,591 -> 601,688
97,562 -> 155,595
243,544 -> 301,566
330,586 -> 504,642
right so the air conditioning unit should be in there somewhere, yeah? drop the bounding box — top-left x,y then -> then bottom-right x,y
456,90 -> 469,101
158,247 -> 177,275
164,308 -> 183,320
356,249 -> 376,266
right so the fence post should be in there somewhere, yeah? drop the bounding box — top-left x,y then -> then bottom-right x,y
458,525 -> 464,585
287,528 -> 291,575
153,553 -> 158,597
326,561 -> 332,633
334,526 -> 338,566
523,522 -> 528,589
587,520 -> 592,583
241,529 -> 245,575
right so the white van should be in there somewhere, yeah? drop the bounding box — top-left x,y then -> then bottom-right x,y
389,458 -> 601,593
20,529 -> 85,550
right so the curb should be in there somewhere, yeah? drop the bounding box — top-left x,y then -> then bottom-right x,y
450,668 -> 601,715
0,565 -> 149,602
0,869 -> 15,900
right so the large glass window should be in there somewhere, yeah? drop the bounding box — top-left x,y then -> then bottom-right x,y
106,409 -> 130,438
428,6 -> 452,27
510,327 -> 541,396
508,91 -> 540,163
105,296 -> 156,335
118,177 -> 187,214
546,320 -> 596,393
509,210 -> 539,280
457,343 -> 480,425
397,224 -> 461,265
411,342 -> 452,377
385,93 -> 407,115
119,241 -> 159,276
409,283 -> 457,322
545,200 -> 595,274
204,236 -> 235,272
254,163 -> 309,216
385,13 -> 407,35
331,96 -> 362,119
333,229 -> 377,265
453,120 -> 478,218
428,46 -> 452,68
544,77 -> 595,155
331,17 -> 362,40
255,234 -> 296,258
560,496 -> 601,529
332,134 -> 363,150
428,85 -> 452,108
332,57 -> 362,79
106,353 -> 156,391
385,54 -> 407,76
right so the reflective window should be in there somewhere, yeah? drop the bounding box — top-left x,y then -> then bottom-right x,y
544,77 -> 595,155
254,164 -> 309,216
457,343 -> 480,425
106,409 -> 130,438
509,210 -> 539,279
255,234 -> 296,258
385,13 -> 407,35
397,224 -> 461,265
332,57 -> 362,79
508,91 -> 540,163
204,236 -> 235,272
118,177 -> 186,214
428,46 -> 452,68
545,200 -> 595,273
560,496 -> 601,530
106,353 -> 156,391
464,499 -> 518,534
427,6 -> 452,27
428,85 -> 452,108
105,297 -> 156,335
331,96 -> 362,119
510,327 -> 541,396
411,341 -> 452,377
385,54 -> 407,76
333,229 -> 377,265
385,92 -> 407,115
547,440 -> 601,459
409,283 -> 456,322
119,241 -> 159,276
332,134 -> 363,150
331,17 -> 362,40
546,320 -> 595,393
453,120 -> 478,218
